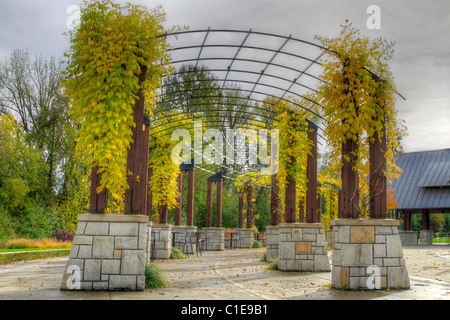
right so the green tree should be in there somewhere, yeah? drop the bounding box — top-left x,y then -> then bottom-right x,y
0,50 -> 69,203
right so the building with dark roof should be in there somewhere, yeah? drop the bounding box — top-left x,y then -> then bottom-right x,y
388,148 -> 450,244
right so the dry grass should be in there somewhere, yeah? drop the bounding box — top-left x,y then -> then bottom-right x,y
2,238 -> 72,250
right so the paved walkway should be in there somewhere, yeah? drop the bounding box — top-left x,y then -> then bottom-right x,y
0,246 -> 449,300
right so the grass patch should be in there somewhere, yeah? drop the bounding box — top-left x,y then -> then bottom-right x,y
144,263 -> 169,289
0,249 -> 70,265
0,247 -> 71,253
433,238 -> 450,244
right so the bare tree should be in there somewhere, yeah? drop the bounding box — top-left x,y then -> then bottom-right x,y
0,49 -> 69,201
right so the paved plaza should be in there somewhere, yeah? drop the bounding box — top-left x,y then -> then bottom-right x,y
0,246 -> 449,301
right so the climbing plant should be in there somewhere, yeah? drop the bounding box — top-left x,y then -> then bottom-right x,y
62,0 -> 174,210
315,22 -> 407,213
270,99 -> 312,221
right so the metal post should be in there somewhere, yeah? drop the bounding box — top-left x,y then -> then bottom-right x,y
422,209 -> 430,230
186,170 -> 195,226
124,66 -> 149,215
270,174 -> 281,225
174,172 -> 183,226
341,139 -> 360,218
298,198 -> 305,223
147,166 -> 153,220
206,180 -> 213,227
158,204 -> 168,224
246,185 -> 253,228
285,176 -> 296,223
216,180 -> 223,227
238,190 -> 244,228
369,121 -> 387,219
306,125 -> 318,223
89,166 -> 106,213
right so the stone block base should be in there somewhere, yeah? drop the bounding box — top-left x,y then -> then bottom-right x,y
172,225 -> 197,254
152,224 -> 172,259
420,230 -> 433,246
399,231 -> 418,246
61,214 -> 149,291
278,223 -> 331,272
265,225 -> 279,261
330,219 -> 410,290
203,227 -> 225,251
235,228 -> 255,248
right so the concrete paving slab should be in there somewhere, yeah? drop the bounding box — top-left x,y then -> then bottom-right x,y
0,247 -> 449,301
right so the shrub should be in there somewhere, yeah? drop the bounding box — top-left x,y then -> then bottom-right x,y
51,227 -> 75,242
170,247 -> 185,259
144,263 -> 169,289
253,240 -> 263,248
16,203 -> 64,239
267,258 -> 279,270
0,205 -> 16,243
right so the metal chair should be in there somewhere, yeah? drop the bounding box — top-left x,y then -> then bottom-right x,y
175,232 -> 198,257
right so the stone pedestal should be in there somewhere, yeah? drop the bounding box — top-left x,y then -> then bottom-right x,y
203,227 -> 224,251
152,224 -> 172,259
146,222 -> 152,263
278,223 -> 331,272
399,231 -> 418,246
327,229 -> 333,247
419,230 -> 433,246
265,225 -> 279,261
172,225 -> 197,254
235,228 -> 255,248
61,214 -> 149,291
331,219 -> 410,290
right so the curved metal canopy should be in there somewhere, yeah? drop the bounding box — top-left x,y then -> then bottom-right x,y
153,28 -> 330,183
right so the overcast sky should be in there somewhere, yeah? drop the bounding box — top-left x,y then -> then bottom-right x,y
0,0 -> 449,153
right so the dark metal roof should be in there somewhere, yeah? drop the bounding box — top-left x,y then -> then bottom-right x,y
207,171 -> 224,182
388,148 -> 450,210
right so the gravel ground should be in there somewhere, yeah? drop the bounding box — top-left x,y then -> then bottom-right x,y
402,245 -> 450,283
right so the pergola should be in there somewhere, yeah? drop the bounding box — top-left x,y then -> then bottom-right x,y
87,28 -> 392,229
83,29 -> 410,290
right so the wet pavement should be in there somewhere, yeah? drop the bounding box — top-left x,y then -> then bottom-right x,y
0,246 -> 449,302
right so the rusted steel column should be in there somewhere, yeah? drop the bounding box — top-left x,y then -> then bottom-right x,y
306,125 -> 318,223
246,185 -> 253,228
174,172 -> 183,226
216,180 -> 223,227
369,122 -> 387,219
124,66 -> 149,215
89,166 -> 106,213
337,190 -> 342,218
285,177 -> 296,223
298,198 -> 305,223
341,139 -> 360,218
186,170 -> 195,226
158,204 -> 168,224
422,209 -> 431,230
404,210 -> 412,231
206,180 -> 213,227
238,190 -> 244,228
316,193 -> 323,223
270,174 -> 281,225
